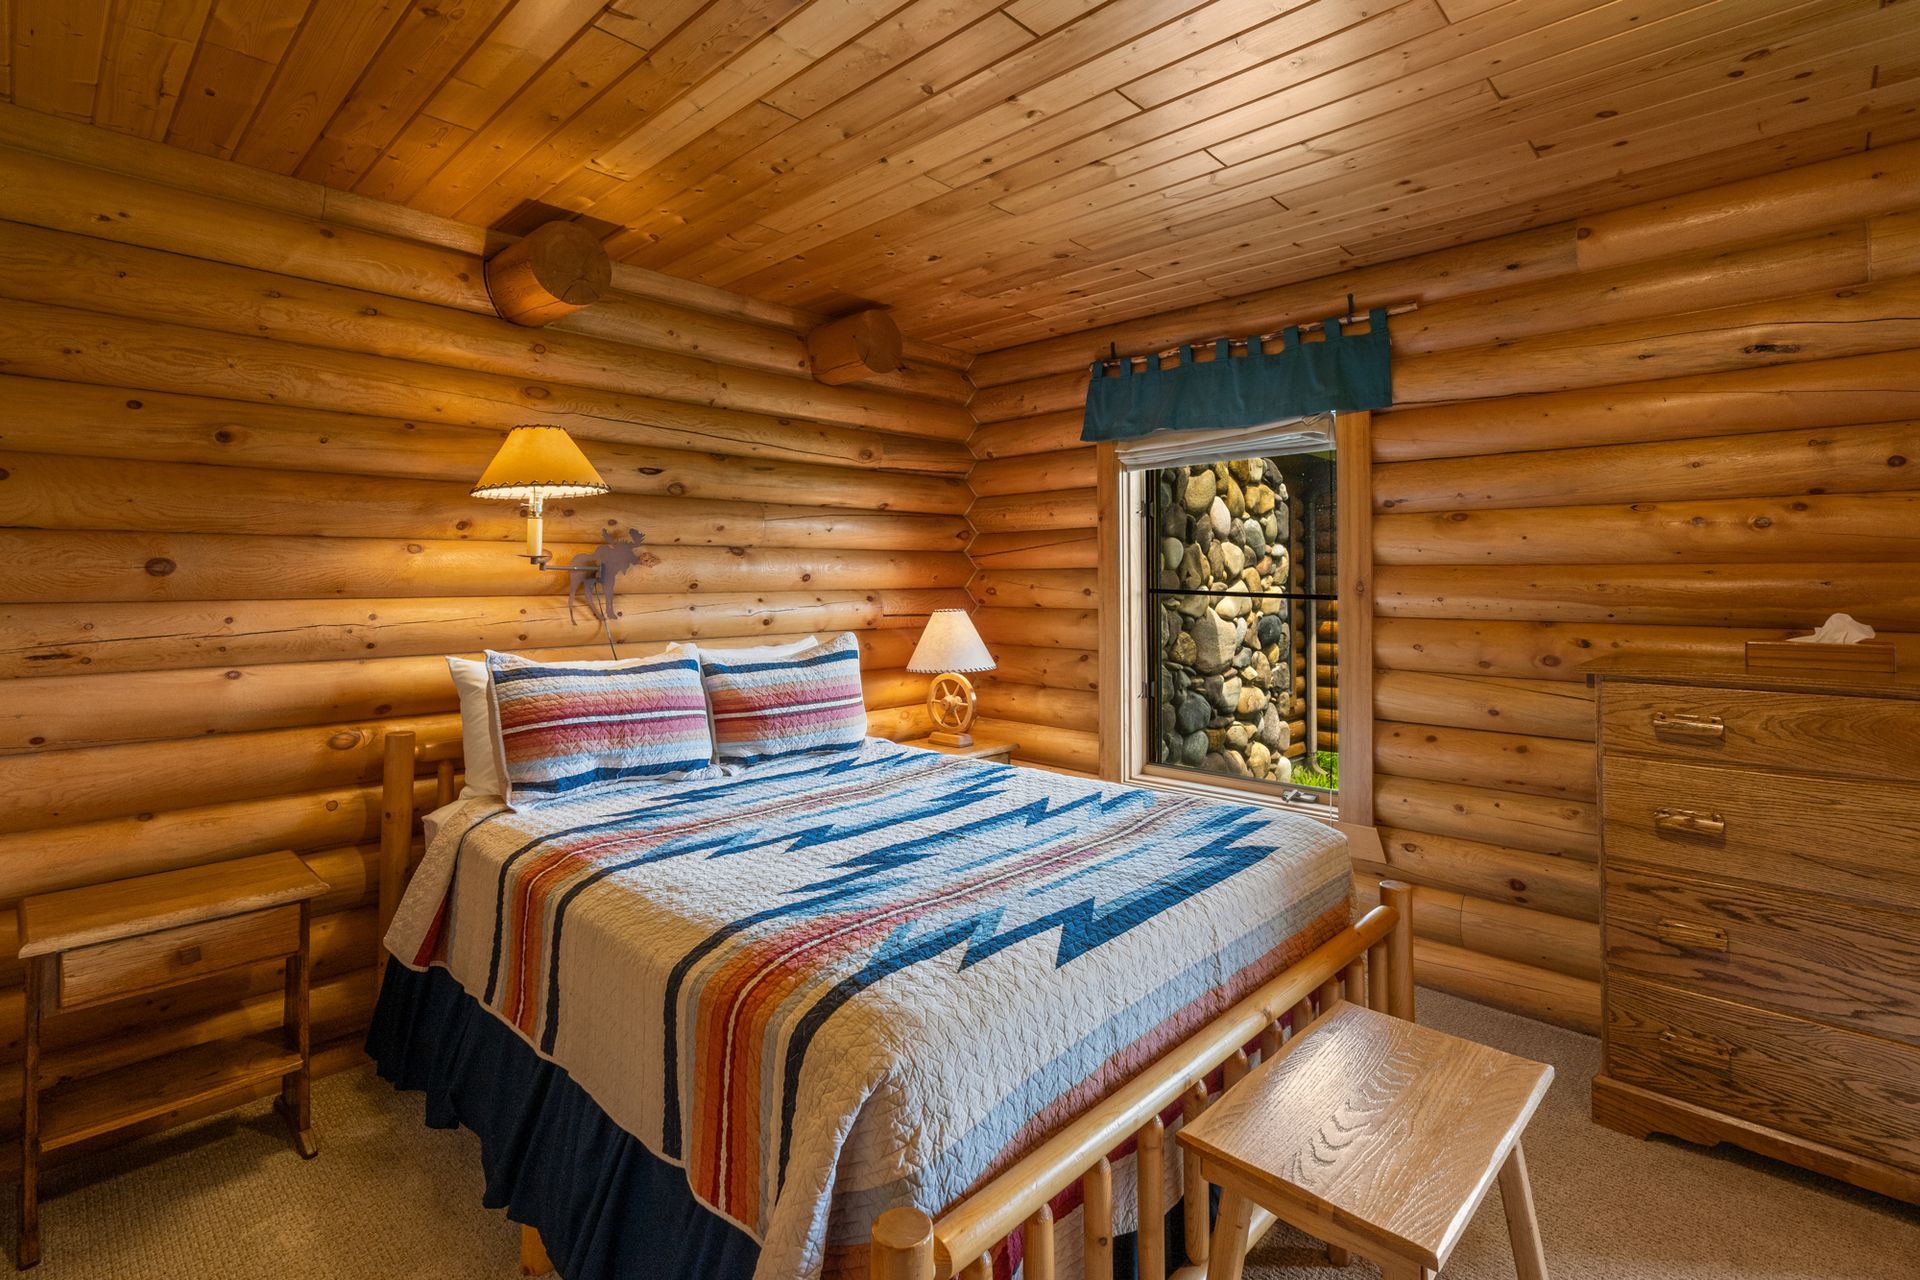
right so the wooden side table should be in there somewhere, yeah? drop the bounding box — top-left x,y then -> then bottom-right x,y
14,851 -> 329,1268
902,736 -> 1018,765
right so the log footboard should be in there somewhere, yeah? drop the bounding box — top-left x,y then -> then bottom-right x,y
871,882 -> 1415,1280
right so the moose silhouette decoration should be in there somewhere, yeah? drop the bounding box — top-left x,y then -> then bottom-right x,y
563,527 -> 646,642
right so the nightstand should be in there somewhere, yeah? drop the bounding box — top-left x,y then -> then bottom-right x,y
904,736 -> 1018,765
14,851 -> 328,1268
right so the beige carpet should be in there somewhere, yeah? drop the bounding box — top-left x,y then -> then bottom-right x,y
19,991 -> 1920,1278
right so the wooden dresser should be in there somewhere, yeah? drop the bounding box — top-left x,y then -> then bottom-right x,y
1585,656 -> 1920,1203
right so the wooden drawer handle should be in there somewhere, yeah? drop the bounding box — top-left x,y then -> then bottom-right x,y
1651,712 -> 1725,742
1656,918 -> 1730,952
174,944 -> 203,967
1658,1028 -> 1734,1072
1653,807 -> 1726,838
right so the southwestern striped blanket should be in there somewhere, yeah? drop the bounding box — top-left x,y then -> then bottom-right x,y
385,739 -> 1352,1280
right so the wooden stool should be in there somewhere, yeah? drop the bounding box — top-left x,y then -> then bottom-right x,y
1175,1002 -> 1553,1280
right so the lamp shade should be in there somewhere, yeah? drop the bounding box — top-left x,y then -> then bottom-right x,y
471,425 -> 609,501
907,609 -> 995,674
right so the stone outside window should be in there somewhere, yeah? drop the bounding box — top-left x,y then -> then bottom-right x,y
1145,451 -> 1339,802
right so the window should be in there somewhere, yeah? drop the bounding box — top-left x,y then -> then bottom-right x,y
1105,412 -> 1369,824
1142,448 -> 1338,805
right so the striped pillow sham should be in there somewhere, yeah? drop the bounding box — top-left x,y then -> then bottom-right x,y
699,632 -> 867,765
486,649 -> 713,803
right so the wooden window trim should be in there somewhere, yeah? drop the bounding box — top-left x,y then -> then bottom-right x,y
1096,411 -> 1374,830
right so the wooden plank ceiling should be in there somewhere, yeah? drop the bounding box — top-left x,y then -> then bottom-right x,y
4,0 -> 1915,353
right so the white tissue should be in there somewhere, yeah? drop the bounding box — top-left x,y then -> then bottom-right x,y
1787,612 -> 1876,644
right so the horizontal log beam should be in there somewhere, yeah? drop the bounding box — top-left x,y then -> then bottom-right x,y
1374,493 -> 1920,565
0,374 -> 971,482
969,412 -> 1086,461
1374,720 -> 1597,802
973,716 -> 1099,772
0,451 -> 968,551
974,683 -> 1099,733
0,300 -> 957,470
1408,938 -> 1600,1034
0,633 -> 918,753
1352,871 -> 1600,983
1373,617 -> 1920,681
0,530 -> 971,603
0,664 -> 929,832
972,607 -> 1100,651
1372,350 -> 1920,462
1360,827 -> 1598,922
969,448 -> 1098,497
968,570 -> 1099,611
1374,419 -> 1920,514
0,220 -> 973,440
990,644 -> 1100,692
967,530 -> 1098,570
1375,563 -> 1920,628
1371,671 -> 1594,741
969,490 -> 1098,533
1373,775 -> 1599,859
0,591 -> 945,678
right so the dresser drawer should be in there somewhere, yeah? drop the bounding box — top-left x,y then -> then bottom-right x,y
1607,975 -> 1920,1172
1601,755 -> 1920,912
1600,681 -> 1920,782
1606,867 -> 1920,1044
57,906 -> 301,1010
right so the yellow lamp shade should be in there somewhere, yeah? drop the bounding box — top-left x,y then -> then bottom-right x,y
471,425 -> 609,501
908,609 -> 995,674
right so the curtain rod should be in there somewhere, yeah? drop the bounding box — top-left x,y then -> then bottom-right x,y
1099,299 -> 1420,369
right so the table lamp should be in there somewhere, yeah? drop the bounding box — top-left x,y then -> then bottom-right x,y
471,424 -> 609,566
907,608 -> 995,746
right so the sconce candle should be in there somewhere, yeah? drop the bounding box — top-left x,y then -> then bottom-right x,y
471,425 -> 610,564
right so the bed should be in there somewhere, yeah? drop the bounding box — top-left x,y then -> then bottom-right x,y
369,730 -> 1410,1280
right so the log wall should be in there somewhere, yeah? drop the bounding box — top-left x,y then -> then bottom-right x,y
0,114 -> 976,1126
963,140 -> 1920,1032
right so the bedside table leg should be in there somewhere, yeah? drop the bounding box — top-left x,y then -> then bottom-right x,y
18,958 -> 43,1268
276,903 -> 317,1159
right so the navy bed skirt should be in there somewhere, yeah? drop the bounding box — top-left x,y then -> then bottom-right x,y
365,959 -> 760,1280
366,958 -> 1198,1280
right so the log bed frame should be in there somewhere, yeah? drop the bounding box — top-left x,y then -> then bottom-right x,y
376,729 -> 1415,1280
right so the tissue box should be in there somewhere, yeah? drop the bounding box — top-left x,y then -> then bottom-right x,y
1745,639 -> 1898,673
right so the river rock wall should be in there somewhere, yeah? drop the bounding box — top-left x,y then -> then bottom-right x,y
1152,458 -> 1309,782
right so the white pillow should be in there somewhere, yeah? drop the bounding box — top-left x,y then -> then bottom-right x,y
445,643 -> 710,798
447,656 -> 505,798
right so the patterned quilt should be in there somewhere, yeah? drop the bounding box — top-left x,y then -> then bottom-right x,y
385,739 -> 1352,1280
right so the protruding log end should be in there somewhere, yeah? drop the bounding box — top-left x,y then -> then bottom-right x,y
808,307 -> 905,384
871,1206 -> 936,1280
485,221 -> 612,326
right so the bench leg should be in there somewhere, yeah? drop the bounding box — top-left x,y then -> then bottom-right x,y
1326,1244 -> 1350,1266
1497,1140 -> 1549,1280
1205,1189 -> 1253,1280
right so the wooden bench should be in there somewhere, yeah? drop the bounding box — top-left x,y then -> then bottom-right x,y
1175,1002 -> 1553,1280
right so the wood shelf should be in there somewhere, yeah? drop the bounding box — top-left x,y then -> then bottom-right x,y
40,1033 -> 300,1153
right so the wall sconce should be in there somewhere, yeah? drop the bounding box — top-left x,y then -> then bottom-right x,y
907,608 -> 996,746
471,424 -> 609,567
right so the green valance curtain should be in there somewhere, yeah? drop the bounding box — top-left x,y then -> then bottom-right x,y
1079,309 -> 1392,443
